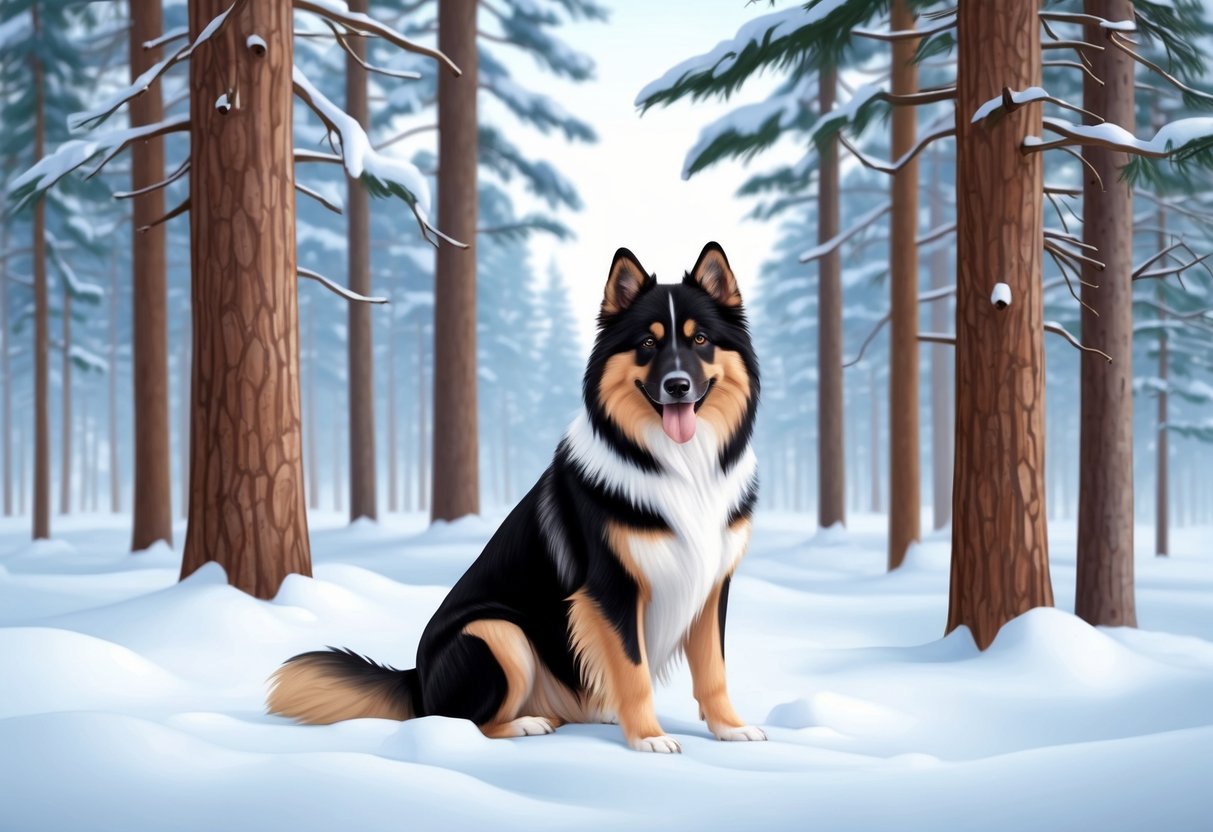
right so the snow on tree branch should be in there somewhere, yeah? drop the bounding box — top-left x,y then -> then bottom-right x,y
1046,321 -> 1112,363
1024,116 -> 1213,159
799,202 -> 891,263
292,67 -> 463,249
298,267 -> 388,304
294,0 -> 462,76
971,86 -> 1101,125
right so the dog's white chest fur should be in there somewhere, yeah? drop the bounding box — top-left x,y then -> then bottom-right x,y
565,415 -> 756,679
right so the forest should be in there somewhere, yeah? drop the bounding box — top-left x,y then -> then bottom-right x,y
1,1 -> 1212,830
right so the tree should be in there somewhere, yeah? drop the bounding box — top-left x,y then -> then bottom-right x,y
431,0 -> 479,521
128,0 -> 173,551
345,0 -> 376,523
817,66 -> 846,529
947,0 -> 1054,648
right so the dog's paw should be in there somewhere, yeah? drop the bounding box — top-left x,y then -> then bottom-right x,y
712,724 -> 767,742
630,734 -> 682,754
507,716 -> 556,737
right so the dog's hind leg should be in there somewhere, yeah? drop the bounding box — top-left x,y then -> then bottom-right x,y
448,619 -> 559,739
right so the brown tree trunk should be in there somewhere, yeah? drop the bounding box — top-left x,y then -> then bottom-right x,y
1155,210 -> 1168,557
305,302 -> 319,511
417,318 -> 428,512
870,363 -> 882,513
31,3 -> 50,539
387,301 -> 399,513
431,0 -> 479,521
178,315 -> 190,520
128,0 -> 173,549
346,0 -> 377,523
929,149 -> 953,531
180,0 -> 312,598
109,248 -> 121,512
817,66 -> 845,529
1075,0 -> 1136,627
60,287 -> 72,515
888,0 -> 921,569
948,0 -> 1054,649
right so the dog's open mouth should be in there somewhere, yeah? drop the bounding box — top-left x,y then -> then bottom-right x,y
635,379 -> 715,444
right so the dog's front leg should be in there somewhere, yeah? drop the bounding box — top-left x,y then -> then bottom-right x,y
568,588 -> 679,753
686,576 -> 766,742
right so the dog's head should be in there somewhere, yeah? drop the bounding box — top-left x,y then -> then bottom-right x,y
584,242 -> 758,466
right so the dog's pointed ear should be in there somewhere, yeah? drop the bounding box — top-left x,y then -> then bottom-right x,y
687,242 -> 741,307
601,248 -> 653,316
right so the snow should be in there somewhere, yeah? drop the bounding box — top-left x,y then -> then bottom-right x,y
2,511 -> 1212,830
1026,116 -> 1213,155
971,86 -> 1049,124
991,282 -> 1012,308
636,0 -> 849,105
681,77 -> 813,179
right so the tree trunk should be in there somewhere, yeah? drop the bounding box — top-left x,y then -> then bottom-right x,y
1075,0 -> 1136,627
948,0 -> 1054,649
870,363 -> 882,513
1155,215 -> 1168,557
431,0 -> 480,521
31,3 -> 50,539
180,0 -> 312,598
305,302 -> 319,510
929,149 -> 953,531
109,249 -> 121,513
888,0 -> 921,569
387,302 -> 399,512
128,0 -> 174,549
417,318 -> 428,512
817,66 -> 845,529
127,1 -> 173,548
178,315 -> 190,520
60,287 -> 72,515
346,0 -> 377,523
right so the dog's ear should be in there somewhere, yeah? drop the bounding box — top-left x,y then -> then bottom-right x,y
601,248 -> 653,316
687,242 -> 741,307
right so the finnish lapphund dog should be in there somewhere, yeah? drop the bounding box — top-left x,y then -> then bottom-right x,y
268,242 -> 762,752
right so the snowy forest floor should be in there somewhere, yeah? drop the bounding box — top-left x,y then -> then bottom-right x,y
1,510 -> 1211,831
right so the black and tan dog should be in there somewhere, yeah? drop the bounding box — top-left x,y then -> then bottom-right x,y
268,242 -> 763,753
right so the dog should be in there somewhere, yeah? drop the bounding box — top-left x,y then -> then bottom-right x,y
268,242 -> 763,753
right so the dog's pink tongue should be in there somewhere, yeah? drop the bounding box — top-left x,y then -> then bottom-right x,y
662,403 -> 696,444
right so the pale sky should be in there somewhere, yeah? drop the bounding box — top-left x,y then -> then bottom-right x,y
499,1 -> 803,351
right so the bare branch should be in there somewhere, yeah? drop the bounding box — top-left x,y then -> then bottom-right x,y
876,86 -> 958,106
853,17 -> 956,42
374,123 -> 438,151
1134,252 -> 1212,282
318,17 -> 422,81
1044,228 -> 1097,251
918,332 -> 956,345
1042,39 -> 1105,54
1043,59 -> 1105,86
1107,31 -> 1213,104
112,158 -> 189,200
295,182 -> 343,214
844,286 -> 956,368
918,221 -> 956,246
1046,238 -> 1106,271
1046,320 -> 1112,362
299,267 -> 388,304
294,0 -> 461,75
137,197 -> 190,233
839,126 -> 956,175
799,202 -> 891,263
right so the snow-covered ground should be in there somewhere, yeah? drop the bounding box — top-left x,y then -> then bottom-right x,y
1,509 -> 1211,831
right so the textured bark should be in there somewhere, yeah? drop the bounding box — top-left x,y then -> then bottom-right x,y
817,66 -> 845,529
180,0 -> 312,598
31,3 -> 50,539
1075,0 -> 1136,627
929,150 -> 953,531
1155,210 -> 1169,557
346,0 -> 377,522
109,250 -> 121,512
60,286 -> 71,515
948,0 -> 1054,649
888,0 -> 921,569
178,314 -> 190,520
129,0 -> 173,550
432,0 -> 480,521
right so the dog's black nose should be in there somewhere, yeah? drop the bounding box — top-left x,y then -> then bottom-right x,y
664,377 -> 691,399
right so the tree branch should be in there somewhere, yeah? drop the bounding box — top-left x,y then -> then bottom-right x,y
294,0 -> 461,75
137,197 -> 190,233
298,267 -> 388,304
112,158 -> 190,200
799,202 -> 891,263
839,126 -> 956,176
1046,320 -> 1112,362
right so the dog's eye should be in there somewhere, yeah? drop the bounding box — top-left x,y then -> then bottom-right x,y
641,336 -> 657,349
694,332 -> 708,346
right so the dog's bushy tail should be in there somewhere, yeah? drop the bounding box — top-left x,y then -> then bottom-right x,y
267,648 -> 420,724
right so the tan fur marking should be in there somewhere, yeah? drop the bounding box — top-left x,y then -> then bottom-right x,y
267,657 -> 411,724
598,353 -> 659,447
685,581 -> 744,734
567,589 -> 664,744
683,318 -> 698,339
650,322 -> 665,340
698,349 -> 752,445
